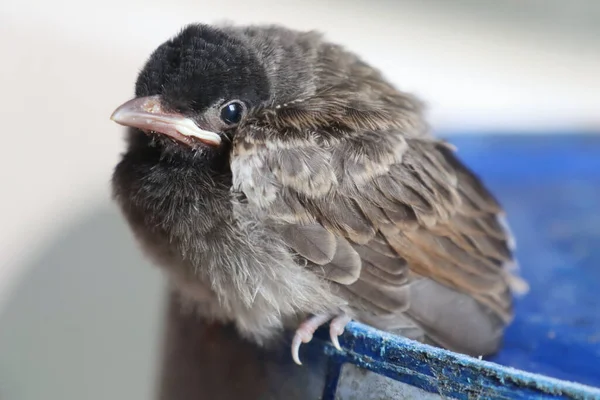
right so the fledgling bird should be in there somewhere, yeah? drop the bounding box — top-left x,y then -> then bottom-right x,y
110,23 -> 523,365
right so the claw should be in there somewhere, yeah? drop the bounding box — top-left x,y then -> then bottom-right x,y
291,313 -> 351,365
329,329 -> 342,351
291,334 -> 305,365
329,314 -> 351,351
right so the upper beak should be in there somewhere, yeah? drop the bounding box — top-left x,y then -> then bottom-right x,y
110,95 -> 221,146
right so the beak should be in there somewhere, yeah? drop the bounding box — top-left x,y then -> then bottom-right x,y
110,95 -> 221,146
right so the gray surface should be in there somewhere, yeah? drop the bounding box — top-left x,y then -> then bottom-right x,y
384,0 -> 600,47
336,363 -> 452,400
0,206 -> 165,400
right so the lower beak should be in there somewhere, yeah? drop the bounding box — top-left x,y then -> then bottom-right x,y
110,95 -> 221,146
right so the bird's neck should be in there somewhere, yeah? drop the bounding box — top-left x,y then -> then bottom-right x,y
112,137 -> 234,255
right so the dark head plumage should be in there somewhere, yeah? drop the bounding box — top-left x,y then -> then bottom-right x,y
135,24 -> 271,113
111,23 -> 336,161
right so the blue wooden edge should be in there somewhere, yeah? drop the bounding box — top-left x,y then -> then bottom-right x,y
313,321 -> 600,400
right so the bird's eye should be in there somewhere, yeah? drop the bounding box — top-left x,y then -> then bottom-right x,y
220,102 -> 244,125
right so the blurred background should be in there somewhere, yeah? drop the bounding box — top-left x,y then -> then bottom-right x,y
1,1 -> 599,399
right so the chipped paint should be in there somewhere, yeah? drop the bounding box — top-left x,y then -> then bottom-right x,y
314,322 -> 600,399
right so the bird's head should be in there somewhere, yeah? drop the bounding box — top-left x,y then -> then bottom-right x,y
110,23 -> 330,163
111,24 -> 271,159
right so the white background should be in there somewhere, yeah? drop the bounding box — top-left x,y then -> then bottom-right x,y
1,1 -> 599,399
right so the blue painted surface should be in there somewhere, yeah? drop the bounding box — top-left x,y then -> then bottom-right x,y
317,134 -> 600,398
449,134 -> 600,387
318,322 -> 600,399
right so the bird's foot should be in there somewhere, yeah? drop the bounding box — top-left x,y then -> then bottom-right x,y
291,313 -> 351,365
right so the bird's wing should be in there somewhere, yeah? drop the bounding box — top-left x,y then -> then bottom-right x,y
231,127 -> 517,355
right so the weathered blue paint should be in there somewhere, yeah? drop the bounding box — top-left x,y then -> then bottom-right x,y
314,134 -> 600,399
316,322 -> 600,399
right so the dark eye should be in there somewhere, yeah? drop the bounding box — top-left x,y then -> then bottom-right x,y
220,102 -> 244,125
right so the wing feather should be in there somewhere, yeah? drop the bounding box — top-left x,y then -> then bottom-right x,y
231,123 -> 518,356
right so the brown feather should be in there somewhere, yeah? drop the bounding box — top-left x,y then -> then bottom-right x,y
344,278 -> 410,313
406,278 -> 505,355
352,243 -> 406,277
360,261 -> 408,287
307,194 -> 376,244
276,223 -> 336,264
319,237 -> 362,285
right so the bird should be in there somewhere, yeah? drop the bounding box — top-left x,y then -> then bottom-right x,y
110,23 -> 525,366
